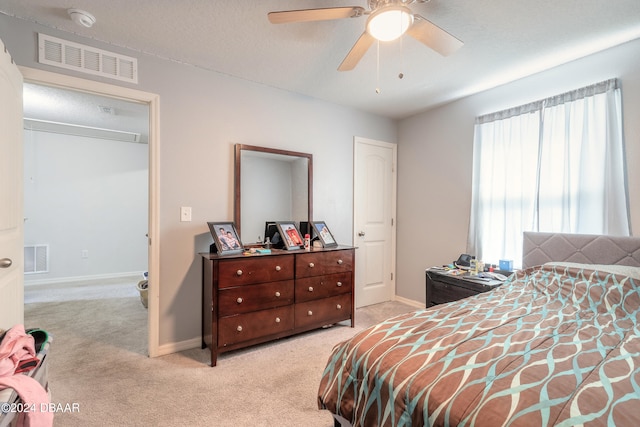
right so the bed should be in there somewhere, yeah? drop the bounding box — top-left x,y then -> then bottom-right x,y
317,232 -> 640,426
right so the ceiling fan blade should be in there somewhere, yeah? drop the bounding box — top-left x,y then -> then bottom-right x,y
268,7 -> 365,24
338,32 -> 375,71
407,15 -> 463,56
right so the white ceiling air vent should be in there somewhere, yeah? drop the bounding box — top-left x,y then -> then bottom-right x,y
38,33 -> 138,84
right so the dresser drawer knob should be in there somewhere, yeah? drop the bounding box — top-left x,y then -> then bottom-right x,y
308,286 -> 314,292
236,297 -> 243,304
275,317 -> 281,323
275,265 -> 281,271
236,325 -> 243,332
336,304 -> 342,310
275,291 -> 281,297
309,262 -> 315,268
236,270 -> 243,276
336,281 -> 343,287
337,259 -> 343,265
307,310 -> 313,316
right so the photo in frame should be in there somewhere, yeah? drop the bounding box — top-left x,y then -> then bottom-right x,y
207,222 -> 243,255
311,221 -> 338,247
276,221 -> 304,250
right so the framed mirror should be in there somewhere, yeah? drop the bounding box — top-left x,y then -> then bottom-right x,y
234,144 -> 313,244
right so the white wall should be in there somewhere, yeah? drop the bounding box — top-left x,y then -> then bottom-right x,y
0,16 -> 398,350
23,130 -> 148,282
291,157 -> 309,227
397,37 -> 640,304
241,155 -> 293,243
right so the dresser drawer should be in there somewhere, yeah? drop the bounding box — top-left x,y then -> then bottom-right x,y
217,255 -> 294,287
295,293 -> 351,329
218,306 -> 294,347
295,250 -> 354,278
295,272 -> 352,303
218,280 -> 294,316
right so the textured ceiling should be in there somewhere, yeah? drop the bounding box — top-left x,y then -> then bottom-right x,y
3,0 -> 640,120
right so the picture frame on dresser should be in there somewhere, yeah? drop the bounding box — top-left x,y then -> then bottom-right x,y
276,221 -> 304,250
207,221 -> 243,255
311,221 -> 338,247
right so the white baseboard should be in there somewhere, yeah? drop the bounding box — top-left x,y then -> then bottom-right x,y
156,337 -> 202,357
24,271 -> 145,286
393,294 -> 424,309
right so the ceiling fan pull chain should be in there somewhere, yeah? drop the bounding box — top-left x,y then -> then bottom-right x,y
399,29 -> 405,79
375,40 -> 381,94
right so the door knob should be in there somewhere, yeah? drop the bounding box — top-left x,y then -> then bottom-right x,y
358,231 -> 365,237
0,258 -> 12,268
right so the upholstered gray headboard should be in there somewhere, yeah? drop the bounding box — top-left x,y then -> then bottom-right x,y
522,232 -> 640,268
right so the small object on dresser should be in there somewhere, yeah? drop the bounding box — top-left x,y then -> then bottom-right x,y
499,259 -> 513,271
469,256 -> 478,275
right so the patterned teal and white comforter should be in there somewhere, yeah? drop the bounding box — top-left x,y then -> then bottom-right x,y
318,265 -> 640,426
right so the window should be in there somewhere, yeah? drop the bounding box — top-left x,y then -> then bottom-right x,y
468,79 -> 630,267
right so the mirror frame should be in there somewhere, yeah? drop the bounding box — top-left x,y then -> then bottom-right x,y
234,144 -> 313,238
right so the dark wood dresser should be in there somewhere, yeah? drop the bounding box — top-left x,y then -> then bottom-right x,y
201,246 -> 355,366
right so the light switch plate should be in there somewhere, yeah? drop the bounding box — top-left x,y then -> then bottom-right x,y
180,206 -> 192,222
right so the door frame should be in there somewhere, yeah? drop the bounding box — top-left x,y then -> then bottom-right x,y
353,136 -> 397,306
19,66 -> 160,357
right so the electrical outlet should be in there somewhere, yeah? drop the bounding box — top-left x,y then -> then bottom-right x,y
180,206 -> 192,222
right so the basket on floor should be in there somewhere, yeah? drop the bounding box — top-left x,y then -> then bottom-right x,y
136,279 -> 148,308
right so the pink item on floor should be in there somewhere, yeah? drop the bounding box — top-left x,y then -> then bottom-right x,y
0,324 -> 53,427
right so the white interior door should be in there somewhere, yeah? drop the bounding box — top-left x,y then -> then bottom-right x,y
0,41 -> 24,329
353,137 -> 396,308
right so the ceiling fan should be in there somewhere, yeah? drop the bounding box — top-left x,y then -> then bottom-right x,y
268,0 -> 463,71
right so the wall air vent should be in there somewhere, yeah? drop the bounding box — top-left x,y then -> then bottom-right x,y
38,33 -> 138,84
24,245 -> 49,274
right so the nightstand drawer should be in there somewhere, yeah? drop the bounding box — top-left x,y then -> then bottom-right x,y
426,269 -> 503,307
431,280 -> 479,304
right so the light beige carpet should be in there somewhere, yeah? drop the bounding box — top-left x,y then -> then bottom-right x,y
24,280 -> 417,426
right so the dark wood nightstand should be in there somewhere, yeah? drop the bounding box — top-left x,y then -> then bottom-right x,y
425,268 -> 506,307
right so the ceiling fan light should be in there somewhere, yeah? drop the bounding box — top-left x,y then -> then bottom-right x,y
366,6 -> 413,42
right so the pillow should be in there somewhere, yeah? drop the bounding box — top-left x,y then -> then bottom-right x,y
545,262 -> 640,280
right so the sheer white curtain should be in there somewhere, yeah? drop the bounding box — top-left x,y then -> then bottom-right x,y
468,79 -> 630,267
